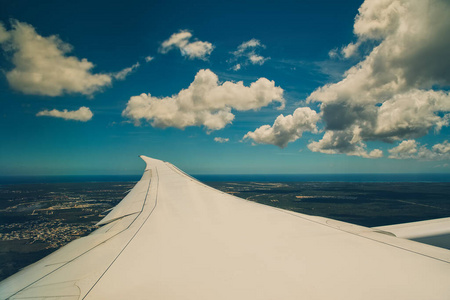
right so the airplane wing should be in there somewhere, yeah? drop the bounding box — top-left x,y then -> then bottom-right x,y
375,217 -> 450,250
1,156 -> 449,299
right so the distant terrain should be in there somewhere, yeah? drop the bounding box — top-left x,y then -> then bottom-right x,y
0,182 -> 135,281
1,180 -> 450,281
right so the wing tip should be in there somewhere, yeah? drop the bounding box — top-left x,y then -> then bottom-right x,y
139,155 -> 165,170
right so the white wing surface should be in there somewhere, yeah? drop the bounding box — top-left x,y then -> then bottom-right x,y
376,217 -> 450,250
1,156 -> 449,299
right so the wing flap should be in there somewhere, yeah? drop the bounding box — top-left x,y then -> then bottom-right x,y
376,217 -> 450,250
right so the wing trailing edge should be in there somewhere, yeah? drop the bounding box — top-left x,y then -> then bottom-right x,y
376,217 -> 450,250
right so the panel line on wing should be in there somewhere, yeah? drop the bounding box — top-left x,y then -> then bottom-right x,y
97,212 -> 140,227
82,167 -> 160,299
165,162 -> 233,197
165,161 -> 449,264
269,207 -> 450,264
4,171 -> 154,299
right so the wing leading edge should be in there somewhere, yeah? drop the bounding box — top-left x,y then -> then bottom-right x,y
0,156 -> 449,299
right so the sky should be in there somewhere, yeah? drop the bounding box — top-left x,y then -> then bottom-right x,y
0,0 -> 450,176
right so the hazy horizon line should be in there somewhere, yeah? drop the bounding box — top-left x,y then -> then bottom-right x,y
1,173 -> 450,184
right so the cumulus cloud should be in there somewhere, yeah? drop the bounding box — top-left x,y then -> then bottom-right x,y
387,140 -> 418,159
230,39 -> 269,70
309,0 -> 450,101
214,137 -> 229,143
0,24 -> 10,42
160,31 -> 191,52
0,20 -> 124,96
271,0 -> 450,158
243,108 -> 320,148
122,69 -> 284,131
388,140 -> 450,160
341,42 -> 360,58
374,90 -> 450,140
36,106 -> 93,122
307,130 -> 383,158
159,30 -> 214,60
249,55 -> 267,65
145,56 -> 154,63
244,0 -> 450,158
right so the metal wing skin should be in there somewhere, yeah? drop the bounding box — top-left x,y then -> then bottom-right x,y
376,217 -> 450,250
1,156 -> 449,299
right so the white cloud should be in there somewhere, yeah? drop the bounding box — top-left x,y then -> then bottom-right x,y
230,39 -> 269,70
235,39 -> 262,53
0,23 -> 10,42
145,56 -> 154,62
160,31 -> 192,52
214,137 -> 229,143
388,140 -> 450,160
301,0 -> 450,157
249,55 -> 268,65
432,141 -> 450,155
243,0 -> 450,158
159,30 -> 214,60
387,140 -> 418,159
368,149 -> 383,158
307,130 -> 383,158
374,90 -> 450,140
328,48 -> 339,58
341,42 -> 360,58
36,106 -> 93,122
113,62 -> 140,80
122,69 -> 284,131
434,163 -> 449,168
310,0 -> 450,103
0,20 -> 115,96
181,41 -> 214,60
244,108 -> 320,148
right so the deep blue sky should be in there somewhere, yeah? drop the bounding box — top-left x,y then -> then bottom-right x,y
1,0 -> 449,175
